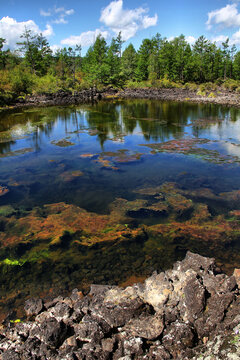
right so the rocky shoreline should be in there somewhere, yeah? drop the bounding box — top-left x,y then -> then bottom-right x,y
116,87 -> 240,108
1,252 -> 240,360
1,87 -> 240,110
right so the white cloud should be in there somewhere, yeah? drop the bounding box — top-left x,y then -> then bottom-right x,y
50,44 -> 62,54
55,7 -> 65,14
185,36 -> 196,45
40,9 -> 51,17
61,29 -> 109,47
142,14 -> 158,29
65,9 -> 74,16
211,34 -> 228,45
99,0 -> 158,41
231,29 -> 240,45
0,16 -> 53,50
210,33 -> 240,46
53,17 -> 68,24
42,24 -> 54,37
206,3 -> 240,30
40,6 -> 75,24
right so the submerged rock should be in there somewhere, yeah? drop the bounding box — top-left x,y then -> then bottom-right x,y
0,252 -> 239,359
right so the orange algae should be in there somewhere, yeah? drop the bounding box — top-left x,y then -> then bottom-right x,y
1,181 -> 240,314
0,202 -> 144,248
59,170 -> 84,182
95,157 -> 119,171
0,185 -> 9,197
79,153 -> 95,158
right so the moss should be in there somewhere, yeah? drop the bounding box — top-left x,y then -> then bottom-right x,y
208,92 -> 216,98
197,90 -> 206,96
2,258 -> 22,266
0,206 -> 15,217
10,319 -> 22,323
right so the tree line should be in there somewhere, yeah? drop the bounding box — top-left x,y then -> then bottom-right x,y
1,29 -> 240,96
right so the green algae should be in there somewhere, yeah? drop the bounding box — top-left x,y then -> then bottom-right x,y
0,147 -> 34,158
0,206 -> 15,217
140,138 -> 240,165
2,258 -> 22,266
51,139 -> 75,147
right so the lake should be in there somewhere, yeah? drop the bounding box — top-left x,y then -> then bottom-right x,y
0,99 -> 240,317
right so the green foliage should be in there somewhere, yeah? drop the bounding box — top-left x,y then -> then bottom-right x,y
135,39 -> 150,80
184,82 -> 198,91
125,80 -> 152,88
157,76 -> 180,88
10,66 -> 34,95
197,90 -> 206,96
223,79 -> 239,91
33,74 -> 60,94
2,29 -> 240,100
17,29 -> 52,75
208,92 -> 216,98
199,82 -> 217,91
121,43 -> 137,81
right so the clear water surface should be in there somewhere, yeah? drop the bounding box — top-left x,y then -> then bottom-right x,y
0,99 -> 240,317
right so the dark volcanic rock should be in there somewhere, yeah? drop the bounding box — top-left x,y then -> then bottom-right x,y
183,277 -> 206,322
24,298 -> 43,318
0,251 -> 239,359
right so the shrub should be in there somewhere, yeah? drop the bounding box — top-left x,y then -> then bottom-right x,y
197,90 -> 206,96
184,82 -> 198,91
223,79 -> 239,91
199,82 -> 217,92
208,92 -> 216,98
215,78 -> 224,86
33,74 -> 61,94
125,80 -> 151,88
10,66 -> 34,95
0,70 -> 12,92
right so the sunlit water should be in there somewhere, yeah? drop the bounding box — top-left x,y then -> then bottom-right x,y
1,99 -> 240,317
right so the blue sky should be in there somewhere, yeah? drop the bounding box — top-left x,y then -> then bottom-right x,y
1,0 -> 240,53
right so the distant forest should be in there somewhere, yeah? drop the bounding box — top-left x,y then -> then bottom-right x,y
1,29 -> 240,97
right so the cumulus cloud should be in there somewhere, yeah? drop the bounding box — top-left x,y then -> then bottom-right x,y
61,29 -> 109,47
99,0 -> 158,41
60,0 -> 157,49
206,3 -> 240,30
40,9 -> 51,17
0,16 -> 53,50
50,44 -> 62,54
53,17 -> 68,24
185,36 -> 196,45
230,29 -> 240,45
211,34 -> 229,45
40,6 -> 74,24
42,24 -> 54,37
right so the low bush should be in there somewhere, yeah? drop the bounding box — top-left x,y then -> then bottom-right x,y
199,82 -> 217,92
223,79 -> 239,91
208,92 -> 216,98
184,82 -> 198,91
10,66 -> 35,95
197,90 -> 206,96
33,74 -> 61,94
